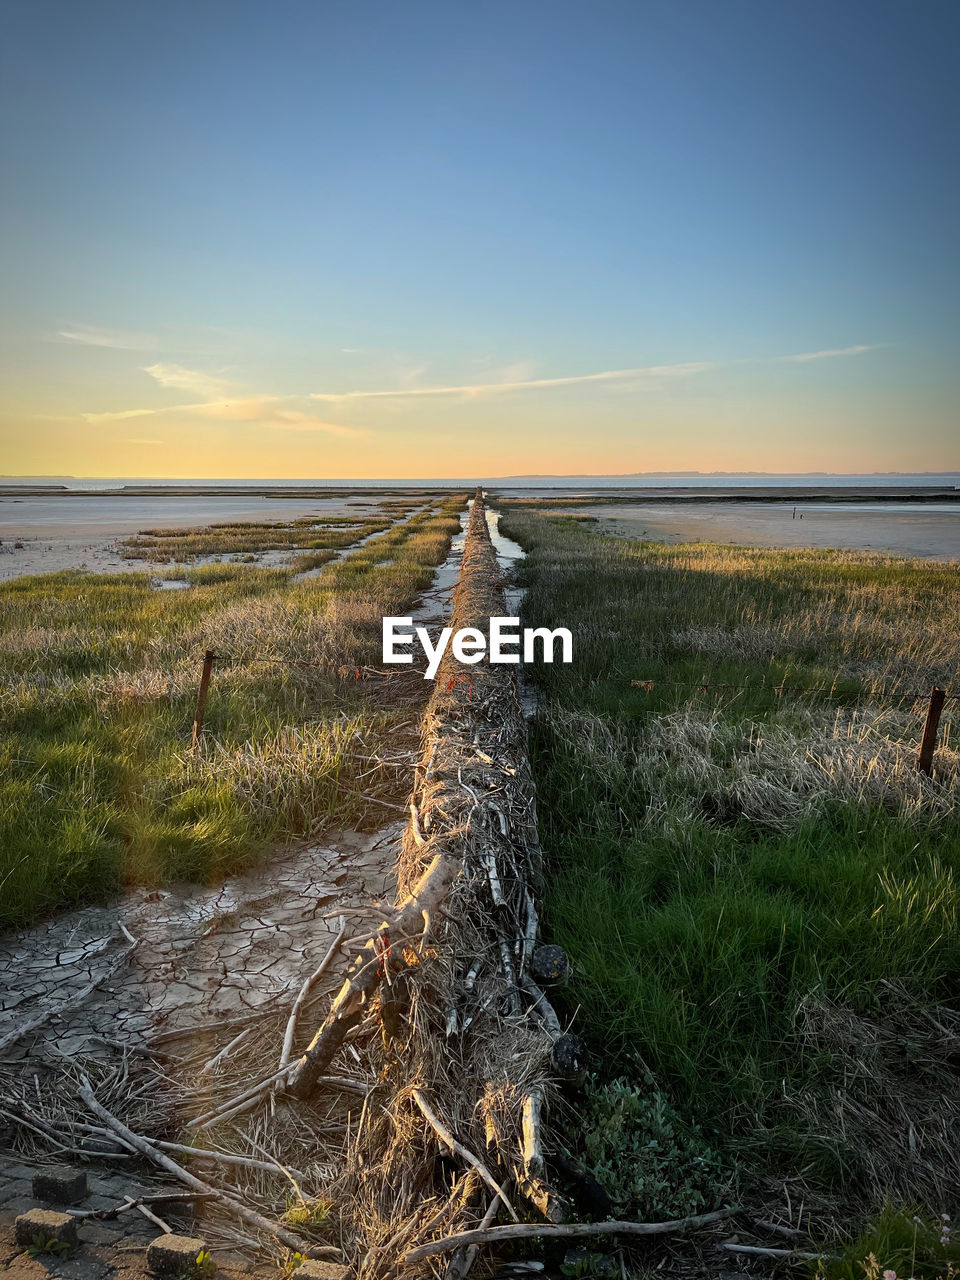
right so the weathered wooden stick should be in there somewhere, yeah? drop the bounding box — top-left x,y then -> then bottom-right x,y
279,916 -> 346,1071
198,1028 -> 250,1076
405,1207 -> 739,1262
411,1089 -> 519,1223
286,853 -> 460,1098
451,1193 -> 502,1280
69,1192 -> 217,1220
190,1065 -> 367,1129
719,1242 -> 830,1262
151,1141 -> 308,1180
521,1087 -> 544,1180
917,686 -> 946,775
77,1078 -> 340,1259
519,976 -> 562,1038
191,649 -> 216,749
126,1195 -> 173,1234
410,802 -> 426,847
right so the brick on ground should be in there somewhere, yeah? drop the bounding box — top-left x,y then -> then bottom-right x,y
14,1208 -> 79,1247
298,1263 -> 348,1280
145,1234 -> 208,1278
32,1168 -> 88,1205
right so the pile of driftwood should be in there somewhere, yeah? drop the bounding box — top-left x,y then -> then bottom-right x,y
281,491 -> 573,1275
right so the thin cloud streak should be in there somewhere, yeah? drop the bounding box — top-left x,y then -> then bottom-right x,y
309,361 -> 715,401
142,362 -> 232,397
784,344 -> 880,363
78,345 -> 879,431
84,395 -> 366,437
57,324 -> 158,350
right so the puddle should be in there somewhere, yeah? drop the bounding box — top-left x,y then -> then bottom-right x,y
152,578 -> 191,590
408,507 -> 469,626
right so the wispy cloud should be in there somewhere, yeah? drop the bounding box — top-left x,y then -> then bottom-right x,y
188,397 -> 366,436
309,361 -> 714,402
57,324 -> 158,350
142,362 -> 232,397
88,408 -> 157,421
784,344 -> 881,363
85,395 -> 365,437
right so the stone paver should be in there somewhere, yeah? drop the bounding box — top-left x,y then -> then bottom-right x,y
31,1170 -> 87,1206
145,1235 -> 207,1278
14,1209 -> 78,1247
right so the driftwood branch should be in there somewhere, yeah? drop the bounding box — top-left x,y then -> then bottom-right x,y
199,1028 -> 250,1076
405,1207 -> 739,1262
77,1077 -> 340,1259
279,915 -> 346,1071
150,1140 -> 309,1181
719,1241 -> 832,1262
286,854 -> 460,1098
411,1089 -> 519,1223
450,1193 -> 502,1280
126,1195 -> 173,1234
189,1062 -> 367,1129
69,1192 -> 217,1221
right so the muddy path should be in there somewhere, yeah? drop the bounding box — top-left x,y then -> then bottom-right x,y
0,825 -> 401,1063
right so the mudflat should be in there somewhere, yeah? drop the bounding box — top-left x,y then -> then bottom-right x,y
0,493 -> 381,580
588,500 -> 960,560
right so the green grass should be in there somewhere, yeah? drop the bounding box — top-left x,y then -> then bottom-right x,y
0,499 -> 464,926
501,509 -> 960,1224
118,509 -> 412,562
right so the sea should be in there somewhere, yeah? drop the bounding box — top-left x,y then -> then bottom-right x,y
3,474 -> 959,491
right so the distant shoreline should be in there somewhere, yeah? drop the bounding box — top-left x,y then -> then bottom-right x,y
2,482 -> 958,504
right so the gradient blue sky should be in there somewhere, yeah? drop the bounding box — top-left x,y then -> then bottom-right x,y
2,0 -> 958,477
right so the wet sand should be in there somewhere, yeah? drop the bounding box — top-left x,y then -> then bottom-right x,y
0,494 -> 381,581
587,502 -> 960,561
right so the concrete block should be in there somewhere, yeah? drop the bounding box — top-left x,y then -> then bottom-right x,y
14,1208 -> 79,1248
298,1263 -> 348,1280
32,1166 -> 88,1204
146,1233 -> 208,1278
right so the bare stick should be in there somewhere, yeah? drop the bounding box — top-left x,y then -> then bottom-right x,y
77,1077 -> 340,1259
191,649 -> 216,749
279,916 -> 345,1071
405,1208 -> 739,1262
189,1063 -> 367,1129
127,1196 -> 173,1234
719,1242 -> 830,1262
199,1028 -> 250,1076
411,1089 -> 518,1223
521,1086 -> 544,1180
410,802 -> 426,847
151,1141 -> 309,1180
451,1193 -> 501,1280
70,1192 -> 217,1221
287,853 -> 460,1098
520,976 -> 562,1038
917,686 -> 946,775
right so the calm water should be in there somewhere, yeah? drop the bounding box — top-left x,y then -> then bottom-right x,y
3,473 -> 959,491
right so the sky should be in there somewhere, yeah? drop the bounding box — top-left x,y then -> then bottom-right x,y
1,0 -> 958,479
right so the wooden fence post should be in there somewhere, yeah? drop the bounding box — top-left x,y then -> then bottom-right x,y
917,686 -> 946,776
191,650 -> 216,750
